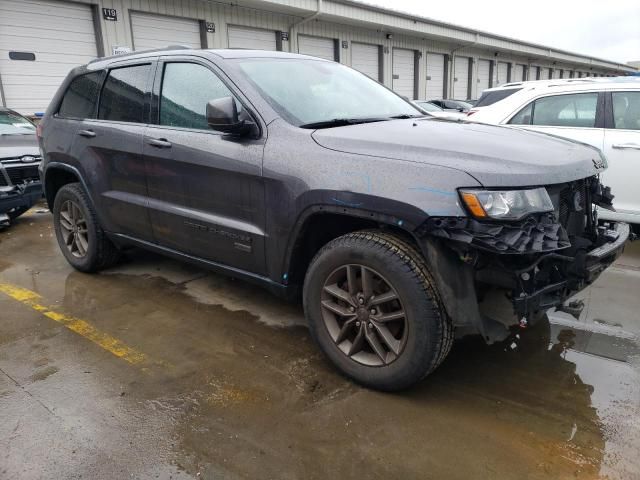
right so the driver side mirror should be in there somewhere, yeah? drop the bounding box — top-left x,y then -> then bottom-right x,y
206,97 -> 255,136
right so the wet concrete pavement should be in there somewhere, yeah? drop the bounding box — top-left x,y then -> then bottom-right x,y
1,208 -> 639,480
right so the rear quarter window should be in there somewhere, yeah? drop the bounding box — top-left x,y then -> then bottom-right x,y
58,72 -> 104,119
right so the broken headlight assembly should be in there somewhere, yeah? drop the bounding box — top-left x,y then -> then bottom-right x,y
459,187 -> 554,221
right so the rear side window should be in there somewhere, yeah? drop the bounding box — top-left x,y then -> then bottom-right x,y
509,92 -> 598,128
58,72 -> 103,119
98,65 -> 150,123
474,88 -> 522,108
612,92 -> 640,131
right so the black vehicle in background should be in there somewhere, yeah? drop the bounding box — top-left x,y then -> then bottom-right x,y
428,99 -> 474,112
0,108 -> 42,226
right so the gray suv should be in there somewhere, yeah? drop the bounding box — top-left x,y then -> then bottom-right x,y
38,48 -> 630,391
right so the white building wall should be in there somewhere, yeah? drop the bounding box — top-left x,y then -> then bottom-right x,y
0,0 -> 629,113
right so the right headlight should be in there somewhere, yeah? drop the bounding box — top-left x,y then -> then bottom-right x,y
459,187 -> 554,221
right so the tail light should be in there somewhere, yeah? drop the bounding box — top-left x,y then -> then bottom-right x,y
36,123 -> 43,139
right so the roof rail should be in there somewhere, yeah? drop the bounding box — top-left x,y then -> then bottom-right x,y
88,45 -> 193,64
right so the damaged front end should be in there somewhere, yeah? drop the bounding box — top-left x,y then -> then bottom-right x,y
0,182 -> 42,226
418,176 -> 630,343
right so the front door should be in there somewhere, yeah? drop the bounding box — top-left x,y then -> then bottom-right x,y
143,59 -> 266,274
603,91 -> 640,221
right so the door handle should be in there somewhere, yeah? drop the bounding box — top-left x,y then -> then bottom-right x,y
147,138 -> 172,149
77,129 -> 96,138
612,143 -> 640,150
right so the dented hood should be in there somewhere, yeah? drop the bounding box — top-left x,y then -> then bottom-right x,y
311,118 -> 604,187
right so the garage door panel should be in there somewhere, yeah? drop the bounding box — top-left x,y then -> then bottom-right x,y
453,56 -> 469,99
425,53 -> 444,100
0,37 -> 98,56
0,0 -> 93,19
496,62 -> 509,86
0,0 -> 98,114
298,35 -> 335,61
228,26 -> 277,51
477,59 -> 491,94
351,42 -> 379,80
0,12 -> 96,33
131,12 -> 202,51
393,48 -> 415,99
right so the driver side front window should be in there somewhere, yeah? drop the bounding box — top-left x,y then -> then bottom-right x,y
160,62 -> 240,130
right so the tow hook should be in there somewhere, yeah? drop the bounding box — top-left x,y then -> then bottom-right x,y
556,299 -> 585,320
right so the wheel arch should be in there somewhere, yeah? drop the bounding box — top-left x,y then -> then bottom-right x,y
280,203 -> 426,291
44,163 -> 91,211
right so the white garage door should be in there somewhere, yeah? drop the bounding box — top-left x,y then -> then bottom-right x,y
497,62 -> 509,86
131,12 -> 202,51
477,59 -> 491,95
228,26 -> 277,51
425,53 -> 444,100
0,0 -> 98,114
540,68 -> 551,80
351,42 -> 379,81
392,49 -> 415,99
514,64 -> 526,82
298,35 -> 335,61
453,56 -> 469,99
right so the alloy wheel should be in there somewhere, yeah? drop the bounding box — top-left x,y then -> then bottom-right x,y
320,264 -> 408,366
59,200 -> 89,258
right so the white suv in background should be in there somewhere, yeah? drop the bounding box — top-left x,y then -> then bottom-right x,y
469,77 -> 640,225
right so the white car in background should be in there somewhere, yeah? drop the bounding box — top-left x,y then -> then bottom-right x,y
468,77 -> 640,226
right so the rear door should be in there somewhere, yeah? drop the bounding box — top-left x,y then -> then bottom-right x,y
144,57 -> 266,274
66,62 -> 154,241
602,91 -> 640,220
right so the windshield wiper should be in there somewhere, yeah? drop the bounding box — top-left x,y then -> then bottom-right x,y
299,117 -> 388,129
389,113 -> 427,119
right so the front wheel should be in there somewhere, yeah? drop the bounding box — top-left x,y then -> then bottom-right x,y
303,231 -> 453,391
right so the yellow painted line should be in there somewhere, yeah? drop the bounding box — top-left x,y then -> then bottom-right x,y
0,282 -> 146,365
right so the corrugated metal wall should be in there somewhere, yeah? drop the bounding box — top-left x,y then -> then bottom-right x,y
0,0 -> 625,113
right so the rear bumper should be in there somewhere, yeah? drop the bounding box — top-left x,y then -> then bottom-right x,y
0,182 -> 43,215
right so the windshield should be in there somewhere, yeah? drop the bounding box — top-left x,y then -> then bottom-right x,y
235,59 -> 421,127
474,88 -> 522,108
416,102 -> 443,112
0,111 -> 36,135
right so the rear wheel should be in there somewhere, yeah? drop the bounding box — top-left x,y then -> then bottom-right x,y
53,183 -> 120,272
303,230 -> 453,391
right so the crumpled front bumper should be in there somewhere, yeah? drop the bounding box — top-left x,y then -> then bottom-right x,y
511,222 -> 630,319
0,182 -> 43,222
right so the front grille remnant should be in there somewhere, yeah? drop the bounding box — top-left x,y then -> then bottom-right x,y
424,213 -> 571,254
7,166 -> 39,184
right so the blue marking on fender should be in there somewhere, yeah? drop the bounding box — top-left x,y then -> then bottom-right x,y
332,197 -> 364,208
408,186 -> 457,197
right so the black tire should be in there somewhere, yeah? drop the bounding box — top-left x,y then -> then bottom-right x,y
303,230 -> 453,391
52,183 -> 120,272
8,206 -> 30,221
